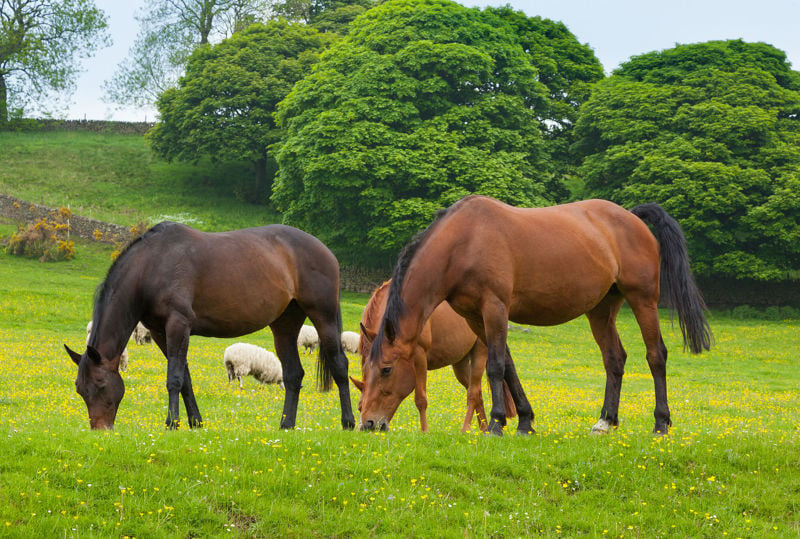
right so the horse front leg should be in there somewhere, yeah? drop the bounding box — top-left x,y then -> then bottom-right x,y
503,348 -> 534,434
180,362 -> 203,428
413,352 -> 429,432
163,315 -> 192,429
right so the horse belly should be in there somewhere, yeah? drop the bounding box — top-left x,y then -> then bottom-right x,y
508,270 -> 615,326
190,287 -> 293,338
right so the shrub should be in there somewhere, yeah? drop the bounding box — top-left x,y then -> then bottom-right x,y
6,207 -> 75,262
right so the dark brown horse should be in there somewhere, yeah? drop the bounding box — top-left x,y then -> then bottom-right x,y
351,281 -> 516,432
65,222 -> 355,431
365,196 -> 712,435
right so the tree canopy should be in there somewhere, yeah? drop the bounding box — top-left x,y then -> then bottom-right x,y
272,0 -> 602,265
574,40 -> 800,281
0,0 -> 109,123
147,20 -> 334,202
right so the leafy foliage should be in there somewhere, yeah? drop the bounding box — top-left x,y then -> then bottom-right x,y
575,40 -> 800,280
273,0 -> 601,265
0,0 -> 109,122
147,21 -> 334,202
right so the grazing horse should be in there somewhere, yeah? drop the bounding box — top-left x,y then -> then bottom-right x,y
351,281 -> 516,432
364,195 -> 712,435
64,222 -> 355,431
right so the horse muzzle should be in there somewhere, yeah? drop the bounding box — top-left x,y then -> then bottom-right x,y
360,418 -> 390,432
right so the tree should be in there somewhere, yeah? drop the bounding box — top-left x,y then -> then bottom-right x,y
273,0 -> 600,265
272,0 -> 379,34
0,0 -> 109,124
104,0 -> 270,107
487,7 -> 604,185
574,40 -> 800,281
147,20 -> 333,202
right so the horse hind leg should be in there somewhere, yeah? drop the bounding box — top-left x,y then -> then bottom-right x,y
451,356 -> 483,432
626,294 -> 671,434
586,294 -> 627,435
305,307 -> 356,430
270,301 -> 307,429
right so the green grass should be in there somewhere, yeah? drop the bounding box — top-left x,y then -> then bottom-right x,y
1,239 -> 798,537
0,131 -> 277,231
1,130 -> 798,536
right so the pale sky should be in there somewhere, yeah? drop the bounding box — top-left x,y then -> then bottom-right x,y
65,0 -> 800,121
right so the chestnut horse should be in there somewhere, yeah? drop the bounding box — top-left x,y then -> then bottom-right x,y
65,222 -> 355,431
364,196 -> 712,435
351,281 -> 516,432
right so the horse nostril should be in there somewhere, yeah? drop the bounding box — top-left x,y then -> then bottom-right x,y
363,420 -> 375,430
379,421 -> 389,432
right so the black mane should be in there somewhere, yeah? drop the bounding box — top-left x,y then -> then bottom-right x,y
88,222 -> 172,347
370,198 -> 469,362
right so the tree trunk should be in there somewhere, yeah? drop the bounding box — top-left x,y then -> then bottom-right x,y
0,73 -> 8,126
254,157 -> 268,203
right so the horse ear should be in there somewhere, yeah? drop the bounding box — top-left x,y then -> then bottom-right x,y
64,344 -> 82,366
384,320 -> 396,343
349,376 -> 364,392
86,345 -> 102,364
359,323 -> 377,343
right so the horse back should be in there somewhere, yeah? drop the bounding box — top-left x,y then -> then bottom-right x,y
140,223 -> 339,337
432,197 -> 660,325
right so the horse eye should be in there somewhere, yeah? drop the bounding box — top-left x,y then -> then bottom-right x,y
381,366 -> 392,377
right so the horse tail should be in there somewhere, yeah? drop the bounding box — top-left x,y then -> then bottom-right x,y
630,203 -> 713,354
316,302 -> 343,392
502,380 -> 517,418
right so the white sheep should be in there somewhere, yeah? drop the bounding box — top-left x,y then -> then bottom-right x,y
85,320 -> 129,372
132,322 -> 152,345
224,343 -> 284,389
297,324 -> 319,354
341,331 -> 360,354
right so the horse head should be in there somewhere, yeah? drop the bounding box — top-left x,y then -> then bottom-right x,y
353,321 -> 419,432
65,344 -> 125,430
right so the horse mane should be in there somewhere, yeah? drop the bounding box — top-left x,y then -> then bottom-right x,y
88,222 -> 172,347
359,281 -> 391,358
371,196 -> 476,362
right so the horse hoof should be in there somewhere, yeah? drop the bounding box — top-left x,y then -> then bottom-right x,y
590,419 -> 612,435
486,421 -> 504,437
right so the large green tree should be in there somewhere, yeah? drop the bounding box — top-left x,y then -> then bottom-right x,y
0,0 -> 109,123
273,0 -> 601,265
574,40 -> 800,281
147,20 -> 333,202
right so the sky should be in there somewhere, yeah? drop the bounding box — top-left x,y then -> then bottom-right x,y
65,0 -> 800,122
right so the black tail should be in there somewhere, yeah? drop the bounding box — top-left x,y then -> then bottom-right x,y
631,203 -> 713,354
316,303 -> 344,392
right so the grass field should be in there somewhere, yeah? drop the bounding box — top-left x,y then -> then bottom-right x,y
1,237 -> 798,537
1,130 -> 798,536
0,131 -> 276,230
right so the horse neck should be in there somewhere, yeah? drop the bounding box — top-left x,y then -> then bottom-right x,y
89,284 -> 141,360
394,251 -> 449,347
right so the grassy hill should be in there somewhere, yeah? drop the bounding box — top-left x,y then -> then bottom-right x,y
0,130 -> 278,231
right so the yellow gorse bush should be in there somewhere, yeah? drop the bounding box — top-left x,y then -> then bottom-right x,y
6,207 -> 75,261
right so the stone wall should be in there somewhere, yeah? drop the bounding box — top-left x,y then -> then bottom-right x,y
5,118 -> 154,135
0,194 -> 131,244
